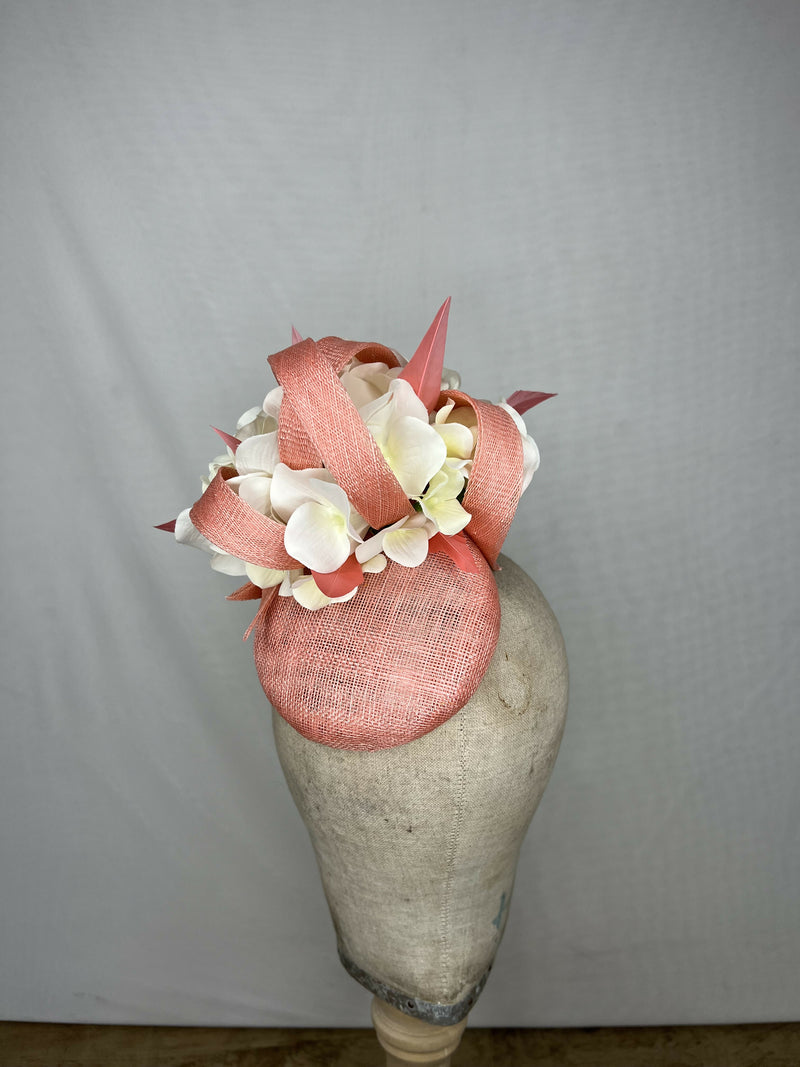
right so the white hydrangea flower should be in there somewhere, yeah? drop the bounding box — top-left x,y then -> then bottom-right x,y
432,398 -> 476,474
226,431 -> 280,516
356,512 -> 436,569
419,466 -> 470,536
359,379 -> 447,498
270,463 -> 368,574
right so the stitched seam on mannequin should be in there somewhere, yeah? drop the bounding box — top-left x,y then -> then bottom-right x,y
439,715 -> 468,990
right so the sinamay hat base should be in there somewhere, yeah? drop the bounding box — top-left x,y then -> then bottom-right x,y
273,556 -> 568,1027
259,534 -> 500,750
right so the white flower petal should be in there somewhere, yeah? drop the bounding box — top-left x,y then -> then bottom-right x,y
361,552 -> 387,574
433,420 -> 475,460
420,468 -> 471,535
307,476 -> 365,539
209,552 -> 248,576
384,416 -> 447,497
305,478 -> 356,522
420,495 -> 471,536
355,512 -> 429,563
387,378 -> 429,420
270,464 -> 365,543
283,500 -> 352,573
278,569 -> 302,596
359,377 -> 428,436
430,465 -> 465,498
245,564 -> 285,589
342,374 -> 381,410
262,386 -> 283,421
445,456 -> 473,475
236,407 -> 276,439
434,399 -> 455,423
174,508 -> 216,554
228,473 -> 272,515
499,402 -> 540,491
237,405 -> 263,428
521,435 -> 540,491
441,366 -> 461,390
290,575 -> 361,610
349,360 -> 391,379
292,575 -> 354,609
382,526 -> 431,568
207,452 -> 234,484
360,396 -> 393,448
235,432 -> 279,476
437,403 -> 478,451
339,360 -> 402,409
355,528 -> 387,563
291,575 -> 332,611
270,464 -> 330,522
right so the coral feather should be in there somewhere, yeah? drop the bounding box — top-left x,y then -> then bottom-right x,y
312,554 -> 365,599
505,390 -> 556,415
429,531 -> 481,573
398,298 -> 451,411
212,426 -> 241,453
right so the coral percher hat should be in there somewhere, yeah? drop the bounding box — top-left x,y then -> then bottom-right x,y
159,300 -> 554,751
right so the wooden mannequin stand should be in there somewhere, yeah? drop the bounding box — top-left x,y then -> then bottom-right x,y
372,997 -> 468,1067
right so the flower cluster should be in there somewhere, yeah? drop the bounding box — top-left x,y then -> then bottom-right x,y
165,304 -> 548,610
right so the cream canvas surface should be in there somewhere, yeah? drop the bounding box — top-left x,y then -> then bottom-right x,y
1,1 -> 798,1026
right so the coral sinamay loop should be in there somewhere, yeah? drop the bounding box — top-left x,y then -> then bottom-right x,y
269,339 -> 413,531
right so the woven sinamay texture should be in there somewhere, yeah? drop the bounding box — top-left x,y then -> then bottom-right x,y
256,533 -> 500,750
191,336 -> 525,751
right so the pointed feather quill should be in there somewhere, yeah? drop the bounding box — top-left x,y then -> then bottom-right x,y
212,426 -> 241,453
429,531 -> 480,573
398,297 -> 451,411
227,581 -> 263,601
505,390 -> 556,415
312,554 -> 364,599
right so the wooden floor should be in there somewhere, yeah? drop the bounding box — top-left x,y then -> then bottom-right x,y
1,1022 -> 799,1067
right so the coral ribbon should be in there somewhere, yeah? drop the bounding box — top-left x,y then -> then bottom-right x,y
190,467 -> 300,570
273,338 -> 401,471
441,390 -> 525,569
269,339 -> 412,532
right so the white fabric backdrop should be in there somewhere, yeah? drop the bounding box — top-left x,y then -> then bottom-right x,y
1,0 -> 798,1027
